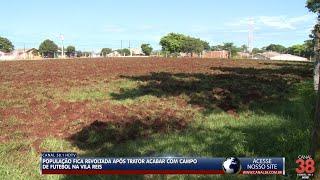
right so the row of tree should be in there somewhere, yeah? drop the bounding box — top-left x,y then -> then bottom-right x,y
39,39 -> 77,58
100,44 -> 153,57
158,33 -> 314,59
0,38 -> 77,58
0,35 -> 315,59
251,41 -> 314,58
211,43 -> 246,57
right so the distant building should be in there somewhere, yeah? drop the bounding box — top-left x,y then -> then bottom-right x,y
261,51 -> 281,59
25,48 -> 40,59
130,48 -> 144,56
107,51 -> 121,57
254,51 -> 308,62
270,54 -> 308,61
253,51 -> 279,60
202,50 -> 229,59
253,54 -> 268,60
90,52 -> 101,58
0,48 -> 40,60
0,51 -> 7,60
237,52 -> 252,59
0,49 -> 24,60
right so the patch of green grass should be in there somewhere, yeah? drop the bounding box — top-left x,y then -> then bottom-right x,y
0,79 -> 314,179
0,99 -> 28,108
56,80 -> 144,103
108,79 -> 160,105
40,137 -> 80,153
0,137 -> 85,180
0,141 -> 42,180
66,87 -> 107,102
69,80 -> 314,179
107,79 -> 140,92
6,116 -> 20,126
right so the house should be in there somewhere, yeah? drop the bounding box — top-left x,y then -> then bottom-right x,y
0,48 -> 40,60
107,51 -> 121,57
270,54 -> 309,61
237,52 -> 252,59
202,50 -> 229,59
261,51 -> 281,59
91,52 -> 101,58
0,51 -> 7,60
0,51 -> 17,60
130,48 -> 144,56
253,51 -> 280,60
254,51 -> 308,61
25,48 -> 41,59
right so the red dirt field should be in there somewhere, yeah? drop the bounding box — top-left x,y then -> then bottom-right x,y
0,58 -> 313,151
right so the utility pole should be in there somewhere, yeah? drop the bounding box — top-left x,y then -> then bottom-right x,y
60,34 -> 64,58
129,40 -> 132,56
248,18 -> 254,58
23,43 -> 26,59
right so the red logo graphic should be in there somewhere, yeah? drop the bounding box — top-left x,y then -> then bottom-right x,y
295,158 -> 315,174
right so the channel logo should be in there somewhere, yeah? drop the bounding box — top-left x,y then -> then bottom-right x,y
295,155 -> 315,179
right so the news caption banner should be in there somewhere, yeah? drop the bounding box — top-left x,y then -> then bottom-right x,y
41,152 -> 285,175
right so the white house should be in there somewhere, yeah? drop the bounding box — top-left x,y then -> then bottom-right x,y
0,51 -> 16,60
107,51 -> 121,57
130,48 -> 144,56
0,49 -> 40,60
254,51 -> 309,62
270,54 -> 309,61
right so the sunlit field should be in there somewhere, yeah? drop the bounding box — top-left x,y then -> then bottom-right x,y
0,58 -> 316,179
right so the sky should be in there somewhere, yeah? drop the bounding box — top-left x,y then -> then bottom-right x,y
0,0 -> 317,52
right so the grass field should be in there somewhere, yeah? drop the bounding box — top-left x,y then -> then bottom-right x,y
0,58 -> 316,179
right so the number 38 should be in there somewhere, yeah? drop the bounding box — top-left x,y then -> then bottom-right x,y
295,159 -> 315,174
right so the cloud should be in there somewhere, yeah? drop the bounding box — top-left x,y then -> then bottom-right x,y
226,14 -> 316,30
258,16 -> 294,29
258,15 -> 314,29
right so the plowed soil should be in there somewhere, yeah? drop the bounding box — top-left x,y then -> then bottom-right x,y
0,58 -> 313,151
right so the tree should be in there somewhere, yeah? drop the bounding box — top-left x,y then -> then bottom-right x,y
210,43 -> 240,58
141,44 -> 153,56
287,44 -> 306,57
101,48 -> 112,57
76,51 -> 83,57
307,0 -> 320,12
82,51 -> 91,57
117,48 -> 130,56
202,41 -> 210,51
65,46 -> 76,57
159,33 -> 210,57
240,44 -> 248,52
39,39 -> 58,58
286,42 -> 314,58
264,44 -> 287,53
221,42 -> 239,57
181,37 -> 206,57
252,48 -> 264,54
0,36 -> 14,53
306,0 -> 320,166
304,39 -> 315,59
159,33 -> 186,54
211,45 -> 223,51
